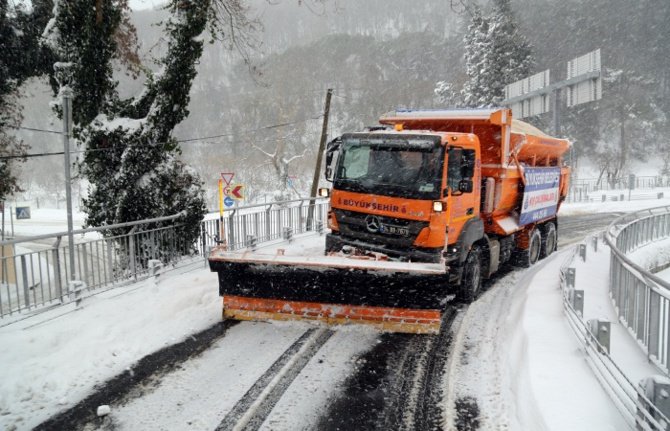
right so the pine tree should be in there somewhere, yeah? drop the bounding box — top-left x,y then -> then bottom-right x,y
460,0 -> 534,107
460,5 -> 491,108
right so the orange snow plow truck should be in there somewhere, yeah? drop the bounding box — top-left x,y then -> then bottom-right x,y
208,108 -> 571,334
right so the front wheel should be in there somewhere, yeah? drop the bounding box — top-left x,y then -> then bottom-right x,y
457,247 -> 482,303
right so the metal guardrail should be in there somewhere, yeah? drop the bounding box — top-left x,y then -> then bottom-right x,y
560,238 -> 670,430
604,206 -> 670,373
572,175 -> 670,192
201,198 -> 329,251
567,175 -> 670,203
0,197 -> 329,319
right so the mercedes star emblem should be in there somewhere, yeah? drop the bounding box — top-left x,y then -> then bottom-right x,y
365,215 -> 381,233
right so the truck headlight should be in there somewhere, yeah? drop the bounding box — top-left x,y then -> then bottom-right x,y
433,201 -> 444,212
318,188 -> 330,197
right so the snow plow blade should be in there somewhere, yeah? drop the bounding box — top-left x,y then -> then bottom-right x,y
208,242 -> 448,334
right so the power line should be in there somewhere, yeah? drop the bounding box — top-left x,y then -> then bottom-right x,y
12,126 -> 62,134
176,114 -> 323,143
2,115 -> 325,160
1,151 -> 63,160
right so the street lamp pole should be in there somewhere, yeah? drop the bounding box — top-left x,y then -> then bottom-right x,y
55,60 -> 77,282
61,86 -> 75,281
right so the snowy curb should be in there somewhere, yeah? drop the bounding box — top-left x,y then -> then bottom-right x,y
560,233 -> 669,430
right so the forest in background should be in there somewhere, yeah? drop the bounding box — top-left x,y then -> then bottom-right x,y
9,0 -> 670,209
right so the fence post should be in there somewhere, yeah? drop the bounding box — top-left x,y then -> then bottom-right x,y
265,205 -> 272,242
20,255 -> 30,310
587,319 -> 611,354
569,288 -> 584,317
81,243 -> 89,286
228,213 -> 235,248
247,235 -> 257,250
201,224 -> 207,256
51,234 -> 64,302
567,267 -> 576,288
579,243 -> 587,261
638,376 -> 670,429
283,227 -> 293,243
129,227 -> 137,279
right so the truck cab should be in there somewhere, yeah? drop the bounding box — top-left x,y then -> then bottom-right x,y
324,128 -> 481,265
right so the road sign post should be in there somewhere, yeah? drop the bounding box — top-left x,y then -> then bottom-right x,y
218,179 -> 225,246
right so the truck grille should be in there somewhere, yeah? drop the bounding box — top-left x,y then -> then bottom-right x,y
333,209 -> 428,248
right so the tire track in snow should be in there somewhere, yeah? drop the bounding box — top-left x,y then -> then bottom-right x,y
318,306 -> 459,431
35,320 -> 238,431
216,327 -> 334,431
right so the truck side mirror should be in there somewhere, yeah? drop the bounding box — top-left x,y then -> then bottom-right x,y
458,179 -> 474,193
325,138 -> 341,182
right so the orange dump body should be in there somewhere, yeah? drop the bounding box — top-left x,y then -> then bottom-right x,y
379,109 -> 571,238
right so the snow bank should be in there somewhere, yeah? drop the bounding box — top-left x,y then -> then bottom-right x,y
0,263 -> 220,430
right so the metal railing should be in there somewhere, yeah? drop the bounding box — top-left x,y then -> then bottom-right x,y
604,205 -> 670,373
561,238 -> 670,430
572,175 -> 670,192
0,197 -> 329,319
567,175 -> 670,203
200,198 -> 329,251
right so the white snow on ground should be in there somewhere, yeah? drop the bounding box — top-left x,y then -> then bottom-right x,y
108,321 -> 310,430
559,189 -> 670,216
1,207 -> 86,237
627,237 -> 670,273
445,250 -> 628,431
571,241 -> 663,385
659,267 -> 670,283
259,328 -> 379,430
0,264 -> 221,430
2,192 -> 670,430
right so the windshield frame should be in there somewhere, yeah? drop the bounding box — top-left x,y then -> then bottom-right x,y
333,133 -> 444,200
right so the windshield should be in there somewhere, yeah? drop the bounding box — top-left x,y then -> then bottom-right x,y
334,134 -> 444,200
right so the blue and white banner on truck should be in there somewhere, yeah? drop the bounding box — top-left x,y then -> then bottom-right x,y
519,167 -> 561,225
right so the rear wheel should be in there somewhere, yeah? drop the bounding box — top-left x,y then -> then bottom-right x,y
540,222 -> 557,259
514,228 -> 541,268
457,247 -> 482,303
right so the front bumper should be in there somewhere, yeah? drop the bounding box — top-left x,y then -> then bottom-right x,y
325,232 -> 443,263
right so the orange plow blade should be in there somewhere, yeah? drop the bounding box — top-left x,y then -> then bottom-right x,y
222,295 -> 442,334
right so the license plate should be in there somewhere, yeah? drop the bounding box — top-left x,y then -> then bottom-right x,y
380,224 -> 409,236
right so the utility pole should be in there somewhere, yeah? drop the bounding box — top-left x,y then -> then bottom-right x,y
62,86 -> 76,281
307,88 -> 332,230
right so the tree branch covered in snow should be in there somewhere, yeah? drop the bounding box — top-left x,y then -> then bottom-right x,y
0,0 -> 54,200
454,0 -> 534,108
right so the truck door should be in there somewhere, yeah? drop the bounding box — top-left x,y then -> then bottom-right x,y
446,147 -> 479,245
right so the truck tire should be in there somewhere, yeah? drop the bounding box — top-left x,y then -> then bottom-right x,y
457,247 -> 482,303
513,228 -> 541,268
540,222 -> 557,259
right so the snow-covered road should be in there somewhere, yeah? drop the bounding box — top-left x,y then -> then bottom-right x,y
1,205 -> 666,430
